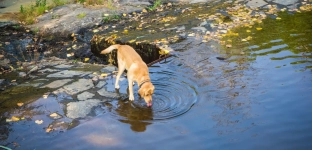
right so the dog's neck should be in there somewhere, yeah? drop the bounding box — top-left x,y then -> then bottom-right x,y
139,79 -> 150,88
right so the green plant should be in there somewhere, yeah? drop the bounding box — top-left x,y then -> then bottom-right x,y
102,13 -> 121,23
52,0 -> 68,7
18,0 -> 51,25
77,12 -> 86,19
148,0 -> 162,11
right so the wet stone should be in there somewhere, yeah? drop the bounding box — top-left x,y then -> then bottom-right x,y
47,70 -> 91,78
66,99 -> 101,119
77,91 -> 95,101
54,64 -> 74,69
96,81 -> 107,88
62,79 -> 94,95
42,79 -> 72,88
101,66 -> 117,73
97,88 -> 120,99
246,0 -> 268,8
38,68 -> 59,73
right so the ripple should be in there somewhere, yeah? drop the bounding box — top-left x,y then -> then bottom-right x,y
109,60 -> 198,121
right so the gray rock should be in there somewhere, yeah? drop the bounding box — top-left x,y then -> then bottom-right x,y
66,99 -> 101,119
97,88 -> 119,99
42,79 -> 72,88
63,79 -> 94,95
96,80 -> 107,88
101,66 -> 117,73
246,0 -> 268,8
191,27 -> 207,33
47,70 -> 90,78
77,91 -> 95,101
19,72 -> 27,77
38,68 -> 59,73
0,79 -> 4,85
27,4 -> 148,37
54,64 -> 74,69
271,0 -> 298,6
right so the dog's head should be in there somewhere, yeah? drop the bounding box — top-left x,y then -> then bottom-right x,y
138,82 -> 155,107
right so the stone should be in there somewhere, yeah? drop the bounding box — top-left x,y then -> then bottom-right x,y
54,64 -> 74,69
246,0 -> 268,8
101,66 -> 117,73
97,88 -> 120,99
63,79 -> 94,95
66,99 -> 101,119
77,91 -> 95,101
96,81 -> 107,88
42,79 -> 72,88
47,70 -> 90,78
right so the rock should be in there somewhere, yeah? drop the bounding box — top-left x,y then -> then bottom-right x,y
77,91 -> 95,101
62,79 -> 94,95
101,66 -> 117,73
66,99 -> 101,119
54,64 -> 74,69
42,79 -> 72,88
246,0 -> 268,8
97,88 -> 120,99
47,70 -> 90,78
191,27 -> 207,33
96,81 -> 107,88
19,72 -> 27,77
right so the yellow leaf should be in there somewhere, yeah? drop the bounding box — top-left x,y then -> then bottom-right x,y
10,66 -> 14,70
101,73 -> 108,77
123,13 -> 127,17
128,39 -> 136,43
246,30 -> 251,33
35,120 -> 43,124
17,102 -> 24,107
276,17 -> 281,20
256,27 -> 262,30
246,36 -> 253,40
11,116 -> 20,121
159,49 -> 170,55
84,58 -> 90,62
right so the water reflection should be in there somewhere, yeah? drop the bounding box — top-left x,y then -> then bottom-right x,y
115,100 -> 153,132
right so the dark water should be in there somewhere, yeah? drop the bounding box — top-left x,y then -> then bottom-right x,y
1,7 -> 312,150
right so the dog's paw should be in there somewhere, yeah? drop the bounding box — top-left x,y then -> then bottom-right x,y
129,95 -> 134,101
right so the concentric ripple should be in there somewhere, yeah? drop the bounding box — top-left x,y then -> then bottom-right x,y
109,60 -> 198,121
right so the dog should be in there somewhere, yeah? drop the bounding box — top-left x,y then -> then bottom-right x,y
100,44 -> 155,107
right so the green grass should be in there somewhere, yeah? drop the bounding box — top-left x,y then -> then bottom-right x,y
148,0 -> 162,11
18,0 -> 69,25
102,13 -> 120,23
77,12 -> 86,19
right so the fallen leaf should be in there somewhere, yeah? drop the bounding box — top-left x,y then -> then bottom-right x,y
101,73 -> 108,77
276,17 -> 281,20
246,30 -> 251,33
84,58 -> 90,62
46,127 -> 52,132
50,113 -> 58,117
17,102 -> 24,107
35,120 -> 43,124
11,116 -> 20,121
256,27 -> 262,30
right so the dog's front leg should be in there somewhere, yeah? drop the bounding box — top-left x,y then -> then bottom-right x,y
128,78 -> 135,101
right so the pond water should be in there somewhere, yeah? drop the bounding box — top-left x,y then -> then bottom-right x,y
1,4 -> 312,150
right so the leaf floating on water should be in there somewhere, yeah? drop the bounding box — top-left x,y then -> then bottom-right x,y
276,17 -> 281,20
17,102 -> 24,107
35,120 -> 43,124
246,30 -> 251,33
84,58 -> 90,62
11,116 -> 20,121
256,27 -> 262,30
241,39 -> 247,42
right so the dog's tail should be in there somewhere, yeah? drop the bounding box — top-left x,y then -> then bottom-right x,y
100,44 -> 120,54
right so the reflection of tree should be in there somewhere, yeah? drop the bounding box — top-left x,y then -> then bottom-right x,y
115,100 -> 153,132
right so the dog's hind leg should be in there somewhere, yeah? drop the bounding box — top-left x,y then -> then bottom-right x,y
115,63 -> 125,89
128,77 -> 134,101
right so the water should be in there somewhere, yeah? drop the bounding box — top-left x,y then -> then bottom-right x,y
1,5 -> 312,150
